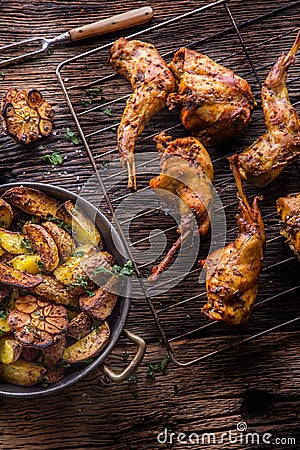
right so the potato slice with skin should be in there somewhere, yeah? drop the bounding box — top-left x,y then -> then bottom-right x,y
42,221 -> 75,261
42,334 -> 66,368
0,358 -> 46,386
0,284 -> 11,302
67,312 -> 93,340
0,198 -> 13,229
9,254 -> 43,275
21,347 -> 40,362
0,262 -> 43,288
56,200 -> 102,248
23,223 -> 59,272
62,321 -> 110,363
0,228 -> 32,255
44,366 -> 66,384
0,318 -> 11,336
2,187 -> 58,219
0,336 -> 22,364
79,278 -> 119,321
9,295 -> 69,349
30,275 -> 75,306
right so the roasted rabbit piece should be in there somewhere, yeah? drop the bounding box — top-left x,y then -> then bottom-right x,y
234,31 -> 300,187
108,38 -> 176,190
201,155 -> 265,324
148,132 -> 214,282
167,48 -> 254,146
277,192 -> 300,261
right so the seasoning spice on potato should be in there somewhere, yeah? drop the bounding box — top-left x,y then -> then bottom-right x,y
42,221 -> 75,261
42,334 -> 66,368
30,275 -> 76,306
8,295 -> 68,348
9,254 -> 43,275
79,278 -> 118,321
0,336 -> 22,364
0,228 -> 33,255
2,187 -> 58,219
67,311 -> 93,340
23,223 -> 59,272
62,321 -> 110,363
0,263 -> 43,288
0,359 -> 46,386
1,87 -> 54,144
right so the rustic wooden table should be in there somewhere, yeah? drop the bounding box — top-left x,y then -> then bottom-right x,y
0,1 -> 299,449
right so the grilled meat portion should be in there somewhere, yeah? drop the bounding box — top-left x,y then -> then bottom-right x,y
167,47 -> 254,147
277,192 -> 300,261
234,30 -> 300,187
108,38 -> 176,190
201,155 -> 265,325
148,132 -> 214,281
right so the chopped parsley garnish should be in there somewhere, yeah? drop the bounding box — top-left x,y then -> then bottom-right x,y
103,107 -> 113,117
81,358 -> 94,364
128,372 -> 138,383
37,260 -> 45,271
46,216 -> 71,232
47,48 -> 54,56
93,260 -> 135,278
41,150 -> 64,166
0,310 -> 8,319
20,237 -> 34,253
80,87 -> 103,107
0,72 -> 5,80
146,357 -> 171,379
65,127 -> 79,145
70,274 -> 88,290
85,290 -> 96,298
92,319 -> 102,330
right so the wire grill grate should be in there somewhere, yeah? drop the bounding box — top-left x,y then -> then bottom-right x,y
56,0 -> 300,366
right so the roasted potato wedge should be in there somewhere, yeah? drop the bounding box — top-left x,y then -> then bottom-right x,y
0,359 -> 46,386
0,336 -> 22,364
9,254 -> 43,275
62,321 -> 110,363
9,295 -> 68,348
0,284 -> 11,302
80,278 -> 118,321
23,223 -> 59,272
0,198 -> 13,229
44,366 -> 66,384
0,228 -> 33,255
57,200 -> 102,248
42,334 -> 66,368
67,312 -> 93,340
42,221 -> 75,261
2,187 -> 58,219
0,263 -> 43,288
30,275 -> 76,306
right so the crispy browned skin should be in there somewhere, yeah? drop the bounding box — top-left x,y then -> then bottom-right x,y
108,38 -> 176,190
277,192 -> 300,260
0,262 -> 43,288
2,187 -> 58,219
79,277 -> 119,321
235,31 -> 300,187
148,132 -> 214,281
23,223 -> 59,272
167,48 -> 254,147
201,156 -> 265,325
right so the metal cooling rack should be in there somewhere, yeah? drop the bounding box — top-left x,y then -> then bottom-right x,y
56,0 -> 300,366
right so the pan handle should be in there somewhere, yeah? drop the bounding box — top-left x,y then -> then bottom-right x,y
102,329 -> 146,383
68,7 -> 153,41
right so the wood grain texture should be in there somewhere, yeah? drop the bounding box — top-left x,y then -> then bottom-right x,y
0,0 -> 299,449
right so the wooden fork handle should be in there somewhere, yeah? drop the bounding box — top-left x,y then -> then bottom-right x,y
69,6 -> 153,41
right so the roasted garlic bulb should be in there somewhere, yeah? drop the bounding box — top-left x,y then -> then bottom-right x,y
234,30 -> 300,186
277,192 -> 300,261
1,87 -> 54,144
149,132 -> 214,281
201,156 -> 265,325
167,48 -> 254,146
109,38 -> 176,190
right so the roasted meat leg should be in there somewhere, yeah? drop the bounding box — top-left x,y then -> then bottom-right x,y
201,155 -> 265,325
234,30 -> 300,187
148,132 -> 214,282
167,48 -> 254,147
277,192 -> 300,261
108,38 -> 176,190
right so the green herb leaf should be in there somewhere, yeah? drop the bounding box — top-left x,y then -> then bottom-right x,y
101,161 -> 110,167
70,274 -> 88,290
65,127 -> 79,145
146,357 -> 170,379
123,351 -> 129,361
92,260 -> 135,278
128,372 -> 138,383
92,319 -> 102,330
41,150 -> 64,166
81,358 -> 94,364
85,290 -> 96,298
20,237 -> 34,253
37,260 -> 45,271
103,107 -> 113,117
47,48 -> 54,56
92,266 -> 116,277
46,215 -> 71,232
0,72 -> 5,80
0,310 -> 8,319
